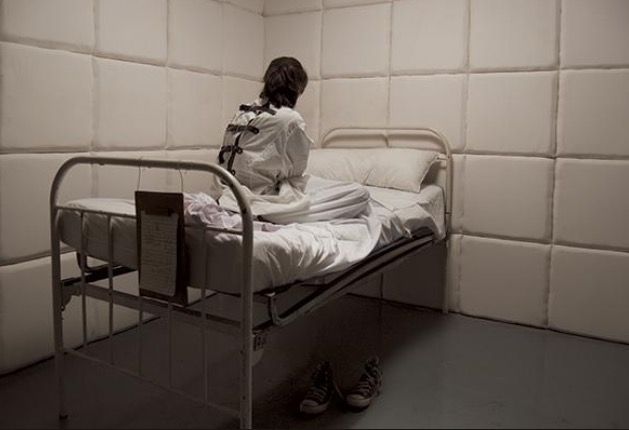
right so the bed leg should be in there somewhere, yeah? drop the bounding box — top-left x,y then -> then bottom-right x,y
240,328 -> 253,429
51,215 -> 68,420
53,298 -> 68,420
442,240 -> 449,315
239,278 -> 253,429
378,273 -> 384,315
377,273 -> 385,356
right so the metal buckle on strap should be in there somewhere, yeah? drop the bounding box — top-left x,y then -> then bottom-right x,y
218,144 -> 244,164
218,145 -> 232,164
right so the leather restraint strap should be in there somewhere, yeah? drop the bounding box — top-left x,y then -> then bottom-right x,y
219,104 -> 272,174
226,124 -> 259,134
223,118 -> 258,174
218,144 -> 241,164
225,134 -> 244,175
239,103 -> 276,116
218,125 -> 257,165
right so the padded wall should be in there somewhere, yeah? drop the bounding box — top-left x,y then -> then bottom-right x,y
1,0 -> 628,374
0,0 -> 263,373
263,0 -> 629,343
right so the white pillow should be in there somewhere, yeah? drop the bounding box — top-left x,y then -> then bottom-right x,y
306,148 -> 439,193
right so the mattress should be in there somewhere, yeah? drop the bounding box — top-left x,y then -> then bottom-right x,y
58,185 -> 444,295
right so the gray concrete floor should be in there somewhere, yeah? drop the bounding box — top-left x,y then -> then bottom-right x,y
1,295 -> 629,429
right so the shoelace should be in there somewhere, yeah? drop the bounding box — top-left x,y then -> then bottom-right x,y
351,374 -> 378,397
351,362 -> 381,397
305,386 -> 328,403
305,366 -> 331,403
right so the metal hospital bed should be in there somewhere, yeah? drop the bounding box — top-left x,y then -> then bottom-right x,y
50,127 -> 452,428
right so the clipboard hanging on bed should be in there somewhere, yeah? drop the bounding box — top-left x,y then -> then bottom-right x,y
135,191 -> 188,306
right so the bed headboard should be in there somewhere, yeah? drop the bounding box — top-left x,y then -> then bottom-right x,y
319,127 -> 453,233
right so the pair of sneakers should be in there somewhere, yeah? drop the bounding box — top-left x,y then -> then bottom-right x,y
299,357 -> 382,415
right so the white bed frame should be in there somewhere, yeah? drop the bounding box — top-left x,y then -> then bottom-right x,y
50,127 -> 452,428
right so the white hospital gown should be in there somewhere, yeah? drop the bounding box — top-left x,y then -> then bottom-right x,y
219,100 -> 370,224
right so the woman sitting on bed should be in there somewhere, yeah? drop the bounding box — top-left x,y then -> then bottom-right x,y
217,57 -> 371,226
218,57 -> 382,415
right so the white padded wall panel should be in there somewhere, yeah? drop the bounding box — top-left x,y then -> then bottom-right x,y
167,148 -> 219,163
561,0 -> 629,67
94,59 -> 167,149
167,69 -> 223,148
446,234 -> 462,312
321,3 -> 390,78
554,159 -> 629,250
223,4 -> 264,79
167,149 -> 221,196
558,70 -> 629,157
463,156 -> 553,241
0,254 -> 96,374
0,153 -> 92,264
460,236 -> 549,327
264,0 -> 322,15
96,0 -> 167,63
0,0 -> 94,50
0,43 -> 92,151
320,78 -> 388,143
168,0 -> 223,73
469,0 -> 558,70
222,77 -> 262,126
550,246 -> 629,343
391,0 -> 467,73
227,0 -> 265,14
389,75 -> 465,151
467,72 -> 556,156
265,11 -> 322,79
93,151 -> 170,199
295,80 -> 321,145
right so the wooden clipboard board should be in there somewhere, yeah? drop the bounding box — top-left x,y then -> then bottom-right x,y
135,191 -> 188,306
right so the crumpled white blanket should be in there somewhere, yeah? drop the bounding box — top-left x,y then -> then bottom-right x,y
219,175 -> 372,225
182,177 -> 384,287
184,192 -> 281,232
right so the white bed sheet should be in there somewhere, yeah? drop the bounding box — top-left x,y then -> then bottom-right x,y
58,185 -> 444,295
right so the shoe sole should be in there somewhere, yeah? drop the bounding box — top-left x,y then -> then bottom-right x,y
345,386 -> 381,410
299,401 -> 330,415
346,397 -> 372,409
299,381 -> 342,416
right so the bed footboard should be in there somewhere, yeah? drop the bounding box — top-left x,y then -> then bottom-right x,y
49,157 -> 255,428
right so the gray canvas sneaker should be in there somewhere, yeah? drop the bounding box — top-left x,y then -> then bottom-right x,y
345,357 -> 382,410
299,361 -> 339,415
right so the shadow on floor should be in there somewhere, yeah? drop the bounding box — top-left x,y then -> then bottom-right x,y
1,295 -> 629,429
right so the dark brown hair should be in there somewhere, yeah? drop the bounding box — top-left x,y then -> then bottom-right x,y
260,57 -> 308,108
